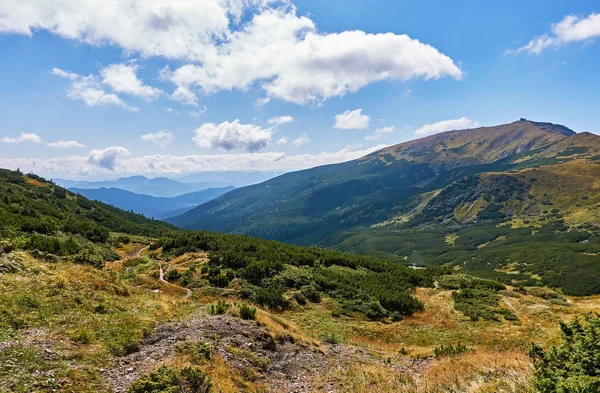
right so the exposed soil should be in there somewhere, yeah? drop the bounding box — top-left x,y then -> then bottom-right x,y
104,313 -> 431,392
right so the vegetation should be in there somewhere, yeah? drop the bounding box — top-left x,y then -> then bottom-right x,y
530,314 -> 600,392
4,164 -> 600,392
433,343 -> 470,359
150,231 -> 438,320
127,366 -> 212,393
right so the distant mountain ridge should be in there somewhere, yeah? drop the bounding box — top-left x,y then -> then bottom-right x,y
55,171 -> 284,198
70,186 -> 235,219
55,176 -> 218,198
168,120 -> 596,243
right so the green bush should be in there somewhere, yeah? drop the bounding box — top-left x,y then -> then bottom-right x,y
293,292 -> 307,306
175,341 -> 212,363
320,332 -> 340,345
254,284 -> 290,310
239,303 -> 257,320
127,366 -> 211,393
434,343 -> 470,359
453,288 -> 518,322
300,285 -> 321,303
165,269 -> 182,282
208,300 -> 230,315
530,314 -> 600,392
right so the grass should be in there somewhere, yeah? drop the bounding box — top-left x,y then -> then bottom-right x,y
5,246 -> 600,392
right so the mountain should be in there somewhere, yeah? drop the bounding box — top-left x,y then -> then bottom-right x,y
3,166 -> 600,392
54,176 -> 222,198
55,171 -> 283,197
175,170 -> 286,187
168,120 -> 580,242
0,168 -> 173,264
168,120 -> 600,295
69,186 -> 235,219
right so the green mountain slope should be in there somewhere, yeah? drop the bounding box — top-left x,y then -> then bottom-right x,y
0,169 -> 173,265
168,120 -> 580,243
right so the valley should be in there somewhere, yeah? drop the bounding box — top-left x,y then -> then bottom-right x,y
1,166 -> 599,391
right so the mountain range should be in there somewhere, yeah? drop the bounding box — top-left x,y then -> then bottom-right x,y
168,120 -> 600,294
55,171 -> 282,198
168,120 -> 589,241
70,185 -> 235,219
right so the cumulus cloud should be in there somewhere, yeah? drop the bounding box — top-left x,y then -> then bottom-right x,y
52,67 -> 78,80
87,146 -> 131,170
171,86 -> 199,106
3,2 -> 462,105
334,109 -> 371,130
0,144 -> 388,177
68,76 -> 138,111
268,115 -> 294,126
193,120 -> 273,152
141,130 -> 174,147
514,13 -> 600,54
101,63 -> 162,101
47,140 -> 85,148
415,117 -> 479,136
365,126 -> 395,141
276,137 -> 288,145
52,68 -> 138,111
1,132 -> 42,144
292,133 -> 310,146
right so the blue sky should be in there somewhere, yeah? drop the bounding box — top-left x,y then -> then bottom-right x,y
0,0 -> 599,179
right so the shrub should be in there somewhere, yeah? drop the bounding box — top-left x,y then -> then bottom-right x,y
320,332 -> 340,345
254,284 -> 290,310
128,366 -> 211,393
208,300 -> 230,315
108,336 -> 140,357
530,314 -> 600,392
434,343 -> 470,359
239,303 -> 257,320
165,269 -> 182,282
300,284 -> 321,303
175,341 -> 211,363
293,292 -> 307,306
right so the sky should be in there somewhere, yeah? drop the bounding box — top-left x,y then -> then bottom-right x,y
0,0 -> 599,179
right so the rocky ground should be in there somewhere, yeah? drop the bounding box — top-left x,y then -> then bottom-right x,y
104,313 -> 431,392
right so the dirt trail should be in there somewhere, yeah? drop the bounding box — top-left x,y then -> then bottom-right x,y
159,263 -> 193,300
104,313 -> 429,393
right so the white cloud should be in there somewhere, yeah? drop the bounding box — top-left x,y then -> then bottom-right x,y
193,120 -> 273,152
334,109 -> 371,130
276,137 -> 288,145
1,132 -> 42,144
515,13 -> 600,54
5,2 -> 462,105
415,117 -> 479,136
88,146 -> 131,170
292,133 -> 310,146
68,76 -> 138,111
52,69 -> 138,111
171,86 -> 199,106
47,140 -> 85,148
189,105 -> 208,117
141,130 -> 174,147
101,63 -> 162,101
365,126 -> 395,141
268,115 -> 294,126
0,144 -> 388,177
52,67 -> 78,80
